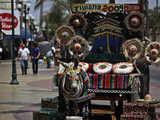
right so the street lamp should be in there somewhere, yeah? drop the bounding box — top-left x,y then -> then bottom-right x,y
29,14 -> 35,41
10,0 -> 19,84
17,0 -> 30,44
24,3 -> 30,44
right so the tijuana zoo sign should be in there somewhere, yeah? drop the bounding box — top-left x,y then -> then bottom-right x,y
72,4 -> 142,13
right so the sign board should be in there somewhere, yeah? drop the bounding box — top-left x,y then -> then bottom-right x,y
0,9 -> 20,35
72,4 -> 142,13
0,0 -> 16,10
0,0 -> 12,2
0,3 -> 16,10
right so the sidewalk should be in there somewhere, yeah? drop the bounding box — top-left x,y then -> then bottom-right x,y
0,60 -> 58,120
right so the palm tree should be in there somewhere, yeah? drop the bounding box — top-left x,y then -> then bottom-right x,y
43,0 -> 71,40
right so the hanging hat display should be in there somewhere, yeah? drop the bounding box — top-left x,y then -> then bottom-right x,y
68,14 -> 87,29
124,11 -> 144,32
145,42 -> 160,63
55,25 -> 75,46
67,35 -> 89,58
122,38 -> 144,60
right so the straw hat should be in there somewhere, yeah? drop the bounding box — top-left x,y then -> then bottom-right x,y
144,94 -> 152,102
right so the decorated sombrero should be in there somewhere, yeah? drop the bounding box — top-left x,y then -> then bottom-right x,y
122,38 -> 144,60
68,14 -> 87,29
55,25 -> 75,46
93,62 -> 112,74
124,11 -> 144,32
145,42 -> 160,63
78,62 -> 89,72
113,62 -> 134,74
67,35 -> 89,58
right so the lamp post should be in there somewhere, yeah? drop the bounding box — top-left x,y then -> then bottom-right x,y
17,0 -> 30,44
29,15 -> 35,41
24,4 -> 27,44
10,0 -> 19,84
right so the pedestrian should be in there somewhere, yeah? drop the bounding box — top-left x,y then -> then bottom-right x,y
46,46 -> 55,68
31,42 -> 40,74
0,45 -> 2,60
18,44 -> 30,75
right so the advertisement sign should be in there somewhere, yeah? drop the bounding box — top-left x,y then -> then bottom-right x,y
0,3 -> 16,10
0,9 -> 20,35
72,4 -> 142,13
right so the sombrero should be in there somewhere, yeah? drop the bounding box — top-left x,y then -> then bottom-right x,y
93,62 -> 112,74
67,35 -> 89,58
113,62 -> 134,74
78,62 -> 89,72
68,14 -> 87,29
55,25 -> 75,46
124,11 -> 144,32
145,42 -> 160,63
122,38 -> 144,60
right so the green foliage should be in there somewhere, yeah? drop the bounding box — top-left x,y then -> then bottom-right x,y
44,0 -> 71,37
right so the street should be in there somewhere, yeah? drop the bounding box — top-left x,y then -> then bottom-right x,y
150,65 -> 160,98
0,60 -> 160,120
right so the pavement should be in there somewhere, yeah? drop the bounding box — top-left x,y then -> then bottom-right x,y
0,60 -> 160,120
0,60 -> 58,120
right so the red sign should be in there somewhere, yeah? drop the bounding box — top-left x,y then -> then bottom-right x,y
0,13 -> 18,31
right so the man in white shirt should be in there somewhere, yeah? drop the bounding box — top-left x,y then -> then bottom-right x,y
18,44 -> 30,75
0,46 -> 2,60
46,46 -> 55,68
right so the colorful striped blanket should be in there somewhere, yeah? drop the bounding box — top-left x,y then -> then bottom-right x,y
86,73 -> 132,89
154,113 -> 160,120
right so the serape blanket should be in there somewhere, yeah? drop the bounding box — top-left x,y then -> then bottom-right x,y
86,73 -> 132,89
154,113 -> 160,120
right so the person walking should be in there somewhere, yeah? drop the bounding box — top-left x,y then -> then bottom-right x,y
0,45 -> 2,60
18,44 -> 30,75
46,46 -> 55,68
31,42 -> 40,74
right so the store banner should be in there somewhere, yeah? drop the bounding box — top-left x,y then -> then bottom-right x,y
0,9 -> 20,35
0,0 -> 16,10
72,4 -> 142,13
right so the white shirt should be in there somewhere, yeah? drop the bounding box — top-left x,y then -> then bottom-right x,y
18,48 -> 30,60
46,50 -> 53,57
0,48 -> 2,53
52,47 -> 55,53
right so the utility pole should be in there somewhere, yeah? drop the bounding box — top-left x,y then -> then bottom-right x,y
10,0 -> 19,84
